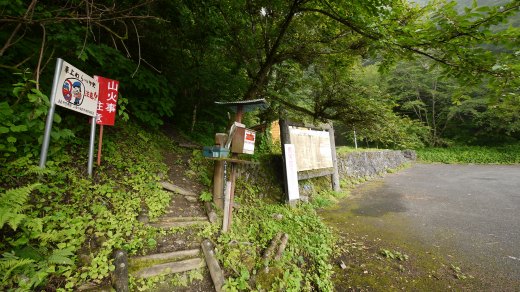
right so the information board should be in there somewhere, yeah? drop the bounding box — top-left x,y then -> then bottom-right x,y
288,127 -> 333,171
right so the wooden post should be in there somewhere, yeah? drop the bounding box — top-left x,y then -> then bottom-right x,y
212,133 -> 227,210
328,123 -> 340,192
227,105 -> 243,230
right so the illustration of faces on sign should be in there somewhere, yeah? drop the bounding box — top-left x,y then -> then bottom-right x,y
62,78 -> 84,106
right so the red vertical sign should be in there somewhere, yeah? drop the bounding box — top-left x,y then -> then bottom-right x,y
94,76 -> 119,126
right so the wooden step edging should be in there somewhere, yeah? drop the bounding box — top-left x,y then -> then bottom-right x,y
149,220 -> 209,229
158,216 -> 209,222
131,249 -> 200,262
133,258 -> 205,278
161,181 -> 198,197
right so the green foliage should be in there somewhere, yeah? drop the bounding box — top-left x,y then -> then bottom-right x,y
0,72 -> 74,162
417,145 -> 520,164
0,120 -> 173,290
217,187 -> 335,291
199,191 -> 212,203
380,249 -> 409,261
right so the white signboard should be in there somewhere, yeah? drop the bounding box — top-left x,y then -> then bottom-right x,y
243,129 -> 256,154
54,60 -> 98,117
289,127 -> 333,171
284,144 -> 300,201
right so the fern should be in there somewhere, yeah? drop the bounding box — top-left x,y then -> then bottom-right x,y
0,184 -> 39,230
0,252 -> 35,284
25,165 -> 55,176
46,248 -> 74,266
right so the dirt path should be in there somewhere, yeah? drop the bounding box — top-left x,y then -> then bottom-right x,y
321,163 -> 520,291
129,127 -> 216,291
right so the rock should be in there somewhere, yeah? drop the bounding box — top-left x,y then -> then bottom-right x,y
184,196 -> 198,203
272,213 -> 284,220
137,212 -> 149,224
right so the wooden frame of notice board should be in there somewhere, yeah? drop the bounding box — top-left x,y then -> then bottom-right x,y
279,119 -> 340,204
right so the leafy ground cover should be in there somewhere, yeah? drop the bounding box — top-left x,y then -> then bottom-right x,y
0,116 -> 342,291
0,122 -> 172,290
417,145 -> 520,164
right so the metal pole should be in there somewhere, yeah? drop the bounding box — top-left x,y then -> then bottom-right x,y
353,128 -> 358,149
88,115 -> 96,177
39,58 -> 63,168
97,125 -> 103,166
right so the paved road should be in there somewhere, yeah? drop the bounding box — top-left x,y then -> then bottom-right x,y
349,163 -> 520,282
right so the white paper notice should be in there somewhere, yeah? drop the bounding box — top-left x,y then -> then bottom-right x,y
284,144 -> 300,201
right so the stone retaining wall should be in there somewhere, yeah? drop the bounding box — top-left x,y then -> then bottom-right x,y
337,150 -> 416,179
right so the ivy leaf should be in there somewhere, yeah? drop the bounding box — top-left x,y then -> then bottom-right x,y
10,125 -> 27,132
0,127 -> 9,134
7,136 -> 16,143
54,114 -> 62,124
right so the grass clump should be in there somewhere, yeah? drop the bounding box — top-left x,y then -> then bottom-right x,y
417,145 -> 520,164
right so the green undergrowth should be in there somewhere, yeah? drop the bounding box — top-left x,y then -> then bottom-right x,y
216,175 -> 340,291
336,146 -> 382,155
417,145 -> 520,164
0,121 -> 173,291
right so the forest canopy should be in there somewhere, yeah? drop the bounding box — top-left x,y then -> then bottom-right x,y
1,0 -> 519,152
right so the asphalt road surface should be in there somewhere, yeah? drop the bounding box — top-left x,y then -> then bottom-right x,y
349,163 -> 520,283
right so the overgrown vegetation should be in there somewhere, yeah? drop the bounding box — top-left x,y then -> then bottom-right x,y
0,117 -> 172,290
218,191 -> 336,291
417,145 -> 520,164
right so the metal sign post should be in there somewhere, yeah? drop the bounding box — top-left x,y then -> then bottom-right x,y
39,58 -> 63,168
88,116 -> 96,176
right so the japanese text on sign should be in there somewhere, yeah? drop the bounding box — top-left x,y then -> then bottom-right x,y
54,60 -> 98,117
94,76 -> 119,126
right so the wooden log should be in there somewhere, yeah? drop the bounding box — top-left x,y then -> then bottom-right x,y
274,233 -> 289,260
158,216 -> 208,222
149,220 -> 209,229
133,258 -> 204,278
262,232 -> 282,261
131,249 -> 200,262
205,201 -> 218,224
161,181 -> 198,197
112,250 -> 129,292
201,239 -> 225,292
213,160 -> 225,209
